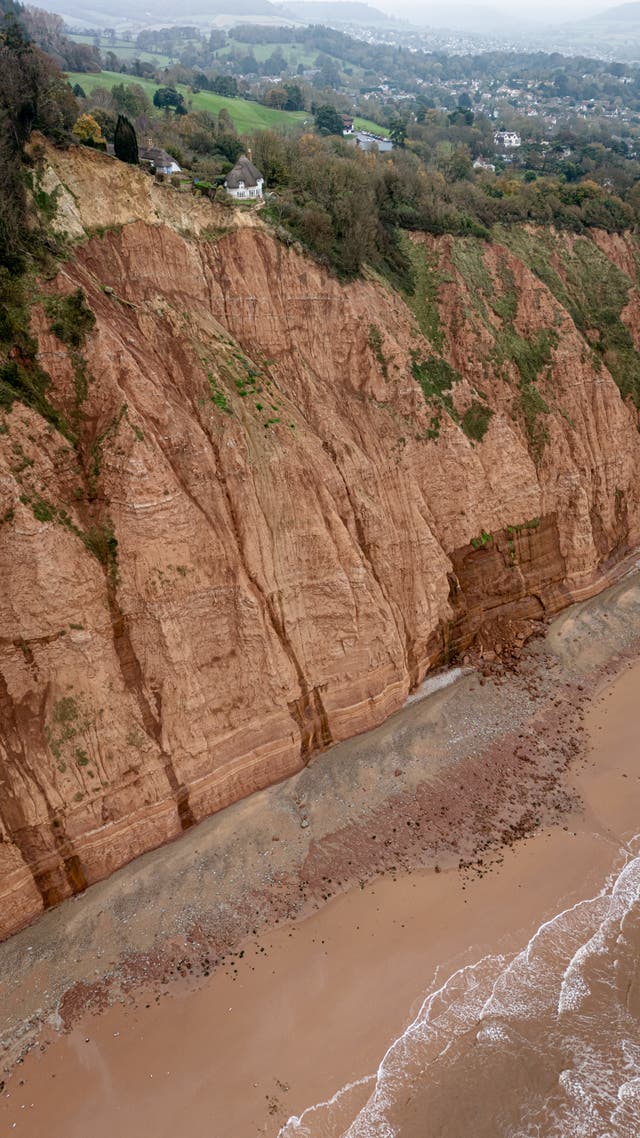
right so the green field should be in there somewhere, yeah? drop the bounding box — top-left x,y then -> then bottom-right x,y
66,70 -> 309,134
66,70 -> 388,138
67,34 -> 172,67
214,40 -> 321,67
352,117 -> 389,136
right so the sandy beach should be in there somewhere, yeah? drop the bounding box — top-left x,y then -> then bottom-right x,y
1,570 -> 639,1137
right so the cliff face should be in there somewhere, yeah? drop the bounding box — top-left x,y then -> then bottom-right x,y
1,146 -> 639,939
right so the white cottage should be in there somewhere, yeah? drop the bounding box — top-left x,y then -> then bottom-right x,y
224,153 -> 264,200
493,130 -> 521,149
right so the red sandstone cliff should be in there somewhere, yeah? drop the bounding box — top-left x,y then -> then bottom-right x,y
1,145 -> 639,938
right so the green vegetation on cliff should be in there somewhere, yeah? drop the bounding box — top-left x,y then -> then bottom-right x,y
497,228 -> 640,409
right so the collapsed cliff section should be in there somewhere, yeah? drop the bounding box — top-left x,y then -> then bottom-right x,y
1,143 -> 639,940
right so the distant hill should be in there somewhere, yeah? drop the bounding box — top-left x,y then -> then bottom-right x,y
524,0 -> 640,59
280,1 -> 392,24
39,0 -> 288,27
588,2 -> 640,21
40,0 -> 395,28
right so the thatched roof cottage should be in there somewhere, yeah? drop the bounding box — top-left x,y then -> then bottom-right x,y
224,153 -> 264,200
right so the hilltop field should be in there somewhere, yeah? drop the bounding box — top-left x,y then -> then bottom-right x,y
65,69 -> 388,137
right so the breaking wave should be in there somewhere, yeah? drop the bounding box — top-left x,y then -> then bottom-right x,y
280,840 -> 640,1138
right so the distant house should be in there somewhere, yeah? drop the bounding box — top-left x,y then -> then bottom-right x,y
224,153 -> 264,200
353,130 -> 393,153
493,130 -> 521,149
473,157 -> 496,172
139,146 -> 181,175
341,114 -> 354,134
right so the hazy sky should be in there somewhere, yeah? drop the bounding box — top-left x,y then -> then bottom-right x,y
393,0 -> 625,27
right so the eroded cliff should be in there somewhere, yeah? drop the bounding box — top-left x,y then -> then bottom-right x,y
1,145 -> 639,938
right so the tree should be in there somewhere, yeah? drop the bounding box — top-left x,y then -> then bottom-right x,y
284,83 -> 304,111
111,82 -> 151,118
114,114 -> 138,164
217,107 -> 235,135
72,82 -> 85,98
314,104 -> 343,136
72,113 -> 105,147
90,107 -> 117,141
153,86 -> 185,112
252,129 -> 289,186
265,86 -> 288,109
0,15 -> 78,269
211,75 -> 237,97
388,118 -> 407,147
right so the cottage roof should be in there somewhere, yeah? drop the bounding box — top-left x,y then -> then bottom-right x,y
139,146 -> 178,169
225,154 -> 263,189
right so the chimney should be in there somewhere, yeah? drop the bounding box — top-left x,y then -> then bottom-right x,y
247,147 -> 252,161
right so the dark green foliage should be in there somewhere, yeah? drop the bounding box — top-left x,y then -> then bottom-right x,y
388,118 -> 407,147
44,288 -> 95,348
411,353 -> 462,408
411,351 -> 463,438
314,104 -> 344,136
82,521 -> 118,584
0,357 -> 67,434
153,86 -> 185,112
22,493 -> 55,521
207,372 -> 231,413
461,400 -> 494,442
0,16 -> 77,271
471,529 -> 493,549
368,324 -> 388,379
114,114 -> 138,165
493,327 -> 556,458
498,327 -> 558,389
518,382 -> 551,456
506,517 -> 541,535
498,229 -> 640,410
405,240 -> 445,351
90,107 -> 116,142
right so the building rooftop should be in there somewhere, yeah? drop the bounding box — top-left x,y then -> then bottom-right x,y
225,154 -> 263,189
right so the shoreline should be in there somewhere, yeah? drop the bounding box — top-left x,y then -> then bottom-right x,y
1,570 -> 640,1133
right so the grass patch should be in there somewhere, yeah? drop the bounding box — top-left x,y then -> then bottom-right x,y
368,323 -> 388,379
404,238 -> 446,353
44,289 -> 95,349
461,400 -> 494,442
411,351 -> 462,439
207,371 -> 231,413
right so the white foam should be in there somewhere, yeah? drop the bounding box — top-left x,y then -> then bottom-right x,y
285,841 -> 640,1138
278,1075 -> 375,1137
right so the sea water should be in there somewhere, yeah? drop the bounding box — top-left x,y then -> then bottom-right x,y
280,840 -> 640,1138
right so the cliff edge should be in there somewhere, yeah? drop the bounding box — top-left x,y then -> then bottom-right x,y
1,144 -> 639,938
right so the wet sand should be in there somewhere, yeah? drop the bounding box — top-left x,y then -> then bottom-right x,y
1,577 -> 640,1136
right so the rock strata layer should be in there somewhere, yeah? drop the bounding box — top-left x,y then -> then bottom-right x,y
1,146 -> 639,938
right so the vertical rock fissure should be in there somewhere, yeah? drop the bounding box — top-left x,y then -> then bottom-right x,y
71,370 -> 196,832
107,593 -> 195,830
139,422 -> 332,764
322,441 -> 418,687
206,441 -> 332,762
0,671 -> 88,907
